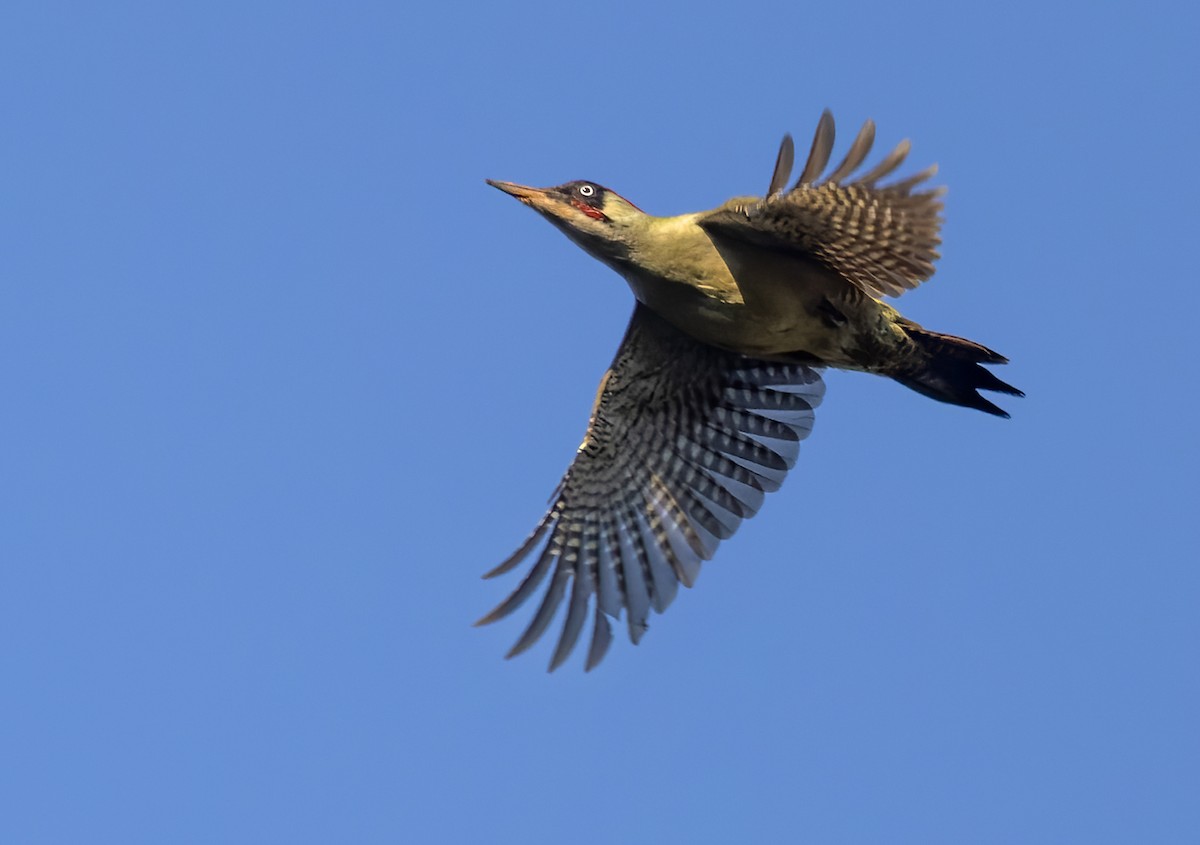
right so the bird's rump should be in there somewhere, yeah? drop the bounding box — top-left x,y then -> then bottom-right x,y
700,110 -> 945,299
476,304 -> 825,671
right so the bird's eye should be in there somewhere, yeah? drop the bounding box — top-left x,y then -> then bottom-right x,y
578,184 -> 595,198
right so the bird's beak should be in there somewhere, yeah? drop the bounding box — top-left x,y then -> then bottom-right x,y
486,179 -> 567,218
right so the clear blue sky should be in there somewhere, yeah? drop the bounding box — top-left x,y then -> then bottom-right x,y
3,2 -> 1197,843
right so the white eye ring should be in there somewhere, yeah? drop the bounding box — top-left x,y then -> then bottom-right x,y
578,184 -> 595,197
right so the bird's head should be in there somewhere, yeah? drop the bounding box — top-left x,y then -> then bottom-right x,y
486,179 -> 647,268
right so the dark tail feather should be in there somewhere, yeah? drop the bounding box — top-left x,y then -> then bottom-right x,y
892,324 -> 1023,418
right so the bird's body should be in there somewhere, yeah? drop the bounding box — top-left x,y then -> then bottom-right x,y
599,203 -> 902,364
480,111 -> 1022,671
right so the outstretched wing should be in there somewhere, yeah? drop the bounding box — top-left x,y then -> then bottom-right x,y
700,110 -> 945,298
477,304 -> 825,671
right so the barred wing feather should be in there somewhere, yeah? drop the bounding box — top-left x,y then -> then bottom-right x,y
701,110 -> 945,299
476,304 -> 824,671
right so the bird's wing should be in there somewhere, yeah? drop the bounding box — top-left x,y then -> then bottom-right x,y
477,303 -> 825,671
699,110 -> 945,298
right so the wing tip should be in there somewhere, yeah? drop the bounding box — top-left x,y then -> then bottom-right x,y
794,109 -> 836,188
767,133 -> 795,197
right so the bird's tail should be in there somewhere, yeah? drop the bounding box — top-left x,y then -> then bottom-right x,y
890,321 -> 1023,418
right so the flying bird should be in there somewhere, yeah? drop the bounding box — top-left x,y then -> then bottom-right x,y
478,110 -> 1021,671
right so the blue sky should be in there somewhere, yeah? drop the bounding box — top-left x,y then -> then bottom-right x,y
2,1 -> 1197,842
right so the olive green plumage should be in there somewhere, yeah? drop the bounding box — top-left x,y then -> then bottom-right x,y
481,110 -> 1022,671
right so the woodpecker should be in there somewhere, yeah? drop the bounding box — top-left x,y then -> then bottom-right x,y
479,110 -> 1021,671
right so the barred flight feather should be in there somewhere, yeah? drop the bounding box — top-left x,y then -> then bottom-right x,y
476,304 -> 824,670
699,109 -> 944,299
